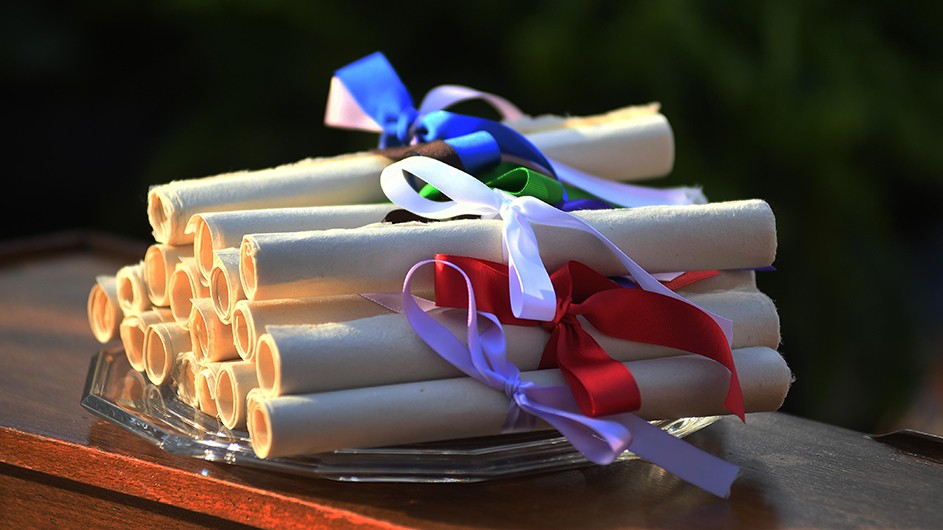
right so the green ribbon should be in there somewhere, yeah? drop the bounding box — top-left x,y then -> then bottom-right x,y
419,162 -> 610,206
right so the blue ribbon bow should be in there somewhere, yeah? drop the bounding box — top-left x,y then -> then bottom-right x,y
332,51 -> 556,177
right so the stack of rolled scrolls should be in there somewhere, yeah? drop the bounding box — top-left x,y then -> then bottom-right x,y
86,52 -> 792,498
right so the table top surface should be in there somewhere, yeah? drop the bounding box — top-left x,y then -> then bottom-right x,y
1,231 -> 942,529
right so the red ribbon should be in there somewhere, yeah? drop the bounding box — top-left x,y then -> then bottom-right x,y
433,254 -> 744,420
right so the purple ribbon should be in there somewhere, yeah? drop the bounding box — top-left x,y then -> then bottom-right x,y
399,258 -> 741,498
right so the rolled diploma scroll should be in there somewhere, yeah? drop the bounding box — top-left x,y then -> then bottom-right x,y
247,346 -> 792,459
231,293 -> 427,362
195,362 -> 227,417
241,199 -> 777,301
189,203 -> 398,282
188,298 -> 238,363
215,360 -> 260,430
208,248 -> 245,324
144,243 -> 194,307
88,275 -> 122,343
234,270 -> 754,362
143,321 -> 191,386
120,308 -> 174,372
149,105 -> 674,245
507,104 -> 674,183
168,257 -> 210,324
255,287 -> 779,396
115,261 -> 150,315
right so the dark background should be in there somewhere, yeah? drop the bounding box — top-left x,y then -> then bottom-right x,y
4,1 -> 942,435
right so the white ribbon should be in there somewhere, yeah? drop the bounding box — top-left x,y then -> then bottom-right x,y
379,156 -> 734,343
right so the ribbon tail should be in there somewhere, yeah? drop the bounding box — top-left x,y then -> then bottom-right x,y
517,387 -> 739,498
619,414 -> 741,499
502,209 -> 558,321
553,159 -> 707,207
546,324 -> 641,417
324,76 -> 383,132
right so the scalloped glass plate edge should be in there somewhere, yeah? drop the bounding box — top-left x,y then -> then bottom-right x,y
81,347 -> 720,483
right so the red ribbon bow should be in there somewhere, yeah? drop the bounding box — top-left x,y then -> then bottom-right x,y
433,254 -> 745,420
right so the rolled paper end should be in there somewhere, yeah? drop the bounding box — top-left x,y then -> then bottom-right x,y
88,276 -> 120,344
187,301 -> 211,362
169,259 -> 209,324
195,364 -> 223,417
231,304 -> 254,361
216,361 -> 259,430
116,262 -> 149,315
254,335 -> 280,395
215,367 -> 239,429
210,265 -> 232,323
210,249 -> 245,324
120,309 -> 172,372
143,246 -> 170,307
119,316 -> 148,372
246,393 -> 273,459
168,267 -> 194,323
189,297 -> 237,363
144,322 -> 188,386
147,188 -> 177,245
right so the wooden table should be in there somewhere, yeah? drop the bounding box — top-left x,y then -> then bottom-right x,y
1,231 -> 942,529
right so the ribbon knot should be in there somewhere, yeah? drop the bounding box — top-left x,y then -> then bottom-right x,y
541,295 -> 574,332
385,107 -> 419,146
502,375 -> 538,433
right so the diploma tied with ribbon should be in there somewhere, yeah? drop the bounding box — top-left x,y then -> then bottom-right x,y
400,257 -> 741,498
325,51 -> 707,209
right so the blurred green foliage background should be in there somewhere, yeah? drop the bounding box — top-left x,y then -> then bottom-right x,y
3,1 -> 942,434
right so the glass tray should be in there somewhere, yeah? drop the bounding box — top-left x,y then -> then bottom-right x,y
81,346 -> 719,483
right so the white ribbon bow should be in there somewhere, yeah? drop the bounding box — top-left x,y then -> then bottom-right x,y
379,156 -> 733,342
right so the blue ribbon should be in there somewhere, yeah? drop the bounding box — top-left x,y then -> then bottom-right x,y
334,52 -> 556,178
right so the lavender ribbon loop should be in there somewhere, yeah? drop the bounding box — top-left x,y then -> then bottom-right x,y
400,258 -> 741,498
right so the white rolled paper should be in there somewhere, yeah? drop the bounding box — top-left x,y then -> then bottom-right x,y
514,105 -> 675,183
215,360 -> 260,430
148,105 -> 676,245
247,346 -> 792,459
254,288 -> 779,397
230,294 -> 406,362
188,298 -> 238,363
119,308 -> 174,372
195,362 -> 226,417
208,248 -> 245,324
168,257 -> 210,324
115,261 -> 150,315
144,243 -> 194,307
189,203 -> 398,282
233,269 -> 754,362
241,199 -> 777,301
88,275 -> 122,344
143,321 -> 191,386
